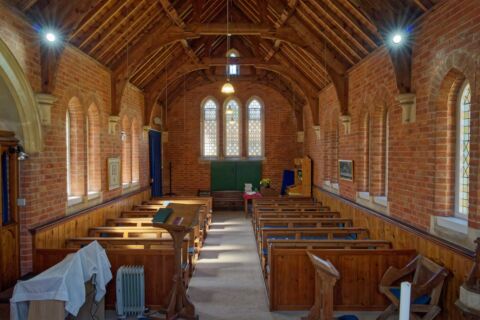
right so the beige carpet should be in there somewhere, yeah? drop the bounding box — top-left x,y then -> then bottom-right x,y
187,211 -> 382,320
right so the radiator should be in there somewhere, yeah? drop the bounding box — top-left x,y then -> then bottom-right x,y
116,265 -> 145,318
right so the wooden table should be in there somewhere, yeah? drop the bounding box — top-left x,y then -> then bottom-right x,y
152,203 -> 201,320
242,192 -> 262,218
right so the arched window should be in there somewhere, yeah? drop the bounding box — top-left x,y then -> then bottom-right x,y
247,98 -> 264,157
362,114 -> 371,192
227,49 -> 239,76
201,98 -> 219,157
331,121 -> 339,182
66,97 -> 85,204
455,81 -> 471,218
131,120 -> 140,184
66,110 -> 71,196
121,116 -> 131,187
384,110 -> 390,197
224,98 -> 241,157
87,104 -> 100,195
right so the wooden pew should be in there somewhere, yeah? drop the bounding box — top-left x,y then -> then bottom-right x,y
106,218 -> 155,227
88,226 -> 168,238
65,237 -> 189,250
34,248 -> 175,310
261,239 -> 392,273
268,248 -> 417,311
120,210 -> 203,248
256,217 -> 353,236
253,206 -> 333,224
258,227 -> 370,256
254,211 -> 341,232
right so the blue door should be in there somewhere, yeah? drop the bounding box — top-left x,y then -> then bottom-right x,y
149,131 -> 163,197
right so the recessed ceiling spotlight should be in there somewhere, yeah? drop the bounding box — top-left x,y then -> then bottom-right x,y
392,34 -> 403,44
45,32 -> 57,42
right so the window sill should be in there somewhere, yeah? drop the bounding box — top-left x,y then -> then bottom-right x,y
322,181 -> 340,195
198,156 -> 266,163
66,193 -> 103,215
357,191 -> 370,201
122,182 -> 140,194
373,196 -> 388,207
430,215 -> 480,250
355,192 -> 388,214
67,196 -> 82,207
87,191 -> 100,201
435,216 -> 468,234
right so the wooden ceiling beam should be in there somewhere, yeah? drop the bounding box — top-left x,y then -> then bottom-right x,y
77,0 -> 129,49
98,3 -> 160,63
303,0 -> 369,56
322,0 -> 379,49
68,0 -> 111,41
87,0 -> 148,55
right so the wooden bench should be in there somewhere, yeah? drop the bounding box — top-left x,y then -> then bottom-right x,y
105,218 -> 155,227
34,248 -> 176,310
255,217 -> 353,237
268,248 -> 416,311
253,211 -> 342,232
253,206 -> 333,223
258,227 -> 370,256
261,239 -> 392,273
88,226 -> 169,238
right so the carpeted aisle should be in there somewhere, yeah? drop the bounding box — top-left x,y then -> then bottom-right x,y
187,211 -> 303,320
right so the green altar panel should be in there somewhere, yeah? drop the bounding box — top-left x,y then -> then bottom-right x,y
210,161 -> 262,191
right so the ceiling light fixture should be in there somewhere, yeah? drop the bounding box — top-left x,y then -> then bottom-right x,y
221,0 -> 235,95
391,31 -> 406,46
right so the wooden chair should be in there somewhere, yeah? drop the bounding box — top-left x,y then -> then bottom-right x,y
378,255 -> 449,320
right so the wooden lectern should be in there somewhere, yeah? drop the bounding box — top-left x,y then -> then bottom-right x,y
302,251 -> 340,320
153,203 -> 201,320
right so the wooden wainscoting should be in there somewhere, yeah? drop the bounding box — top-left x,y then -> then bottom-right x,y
314,188 -> 474,320
31,187 -> 151,250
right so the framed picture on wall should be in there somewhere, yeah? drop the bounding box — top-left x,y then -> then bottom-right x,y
339,160 -> 354,181
108,157 -> 121,190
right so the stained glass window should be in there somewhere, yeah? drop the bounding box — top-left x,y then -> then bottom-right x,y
456,82 -> 471,217
224,99 -> 241,157
247,99 -> 263,157
202,99 -> 218,157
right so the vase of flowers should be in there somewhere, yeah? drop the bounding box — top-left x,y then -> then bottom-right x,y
260,178 -> 271,189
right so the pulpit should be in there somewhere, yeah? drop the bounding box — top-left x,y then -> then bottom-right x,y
152,203 -> 201,320
286,157 -> 312,197
302,251 -> 340,320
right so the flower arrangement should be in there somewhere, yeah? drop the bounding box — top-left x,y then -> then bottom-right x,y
259,178 -> 271,188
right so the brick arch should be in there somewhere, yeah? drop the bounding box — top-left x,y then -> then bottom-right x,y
323,107 -> 340,183
428,49 -> 479,219
356,108 -> 370,192
121,115 -> 132,185
66,96 -> 85,197
365,87 -> 393,196
87,103 -> 101,193
131,118 -> 140,184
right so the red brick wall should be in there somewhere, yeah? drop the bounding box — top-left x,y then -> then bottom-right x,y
163,82 -> 301,195
305,0 -> 480,231
0,6 -> 150,273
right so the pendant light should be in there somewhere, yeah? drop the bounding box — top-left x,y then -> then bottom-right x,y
221,0 -> 235,94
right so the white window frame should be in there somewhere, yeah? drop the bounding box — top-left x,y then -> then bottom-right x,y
223,97 -> 242,158
455,81 -> 471,219
384,110 -> 389,197
246,96 -> 265,158
200,96 -> 220,159
66,111 -> 71,196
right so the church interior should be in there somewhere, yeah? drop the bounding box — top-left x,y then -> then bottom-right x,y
0,0 -> 480,319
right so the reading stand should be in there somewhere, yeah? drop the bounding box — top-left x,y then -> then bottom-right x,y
152,203 -> 201,320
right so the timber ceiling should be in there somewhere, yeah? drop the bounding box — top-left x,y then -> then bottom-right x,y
7,0 -> 442,117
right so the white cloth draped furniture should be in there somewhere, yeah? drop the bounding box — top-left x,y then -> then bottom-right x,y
10,241 -> 112,320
